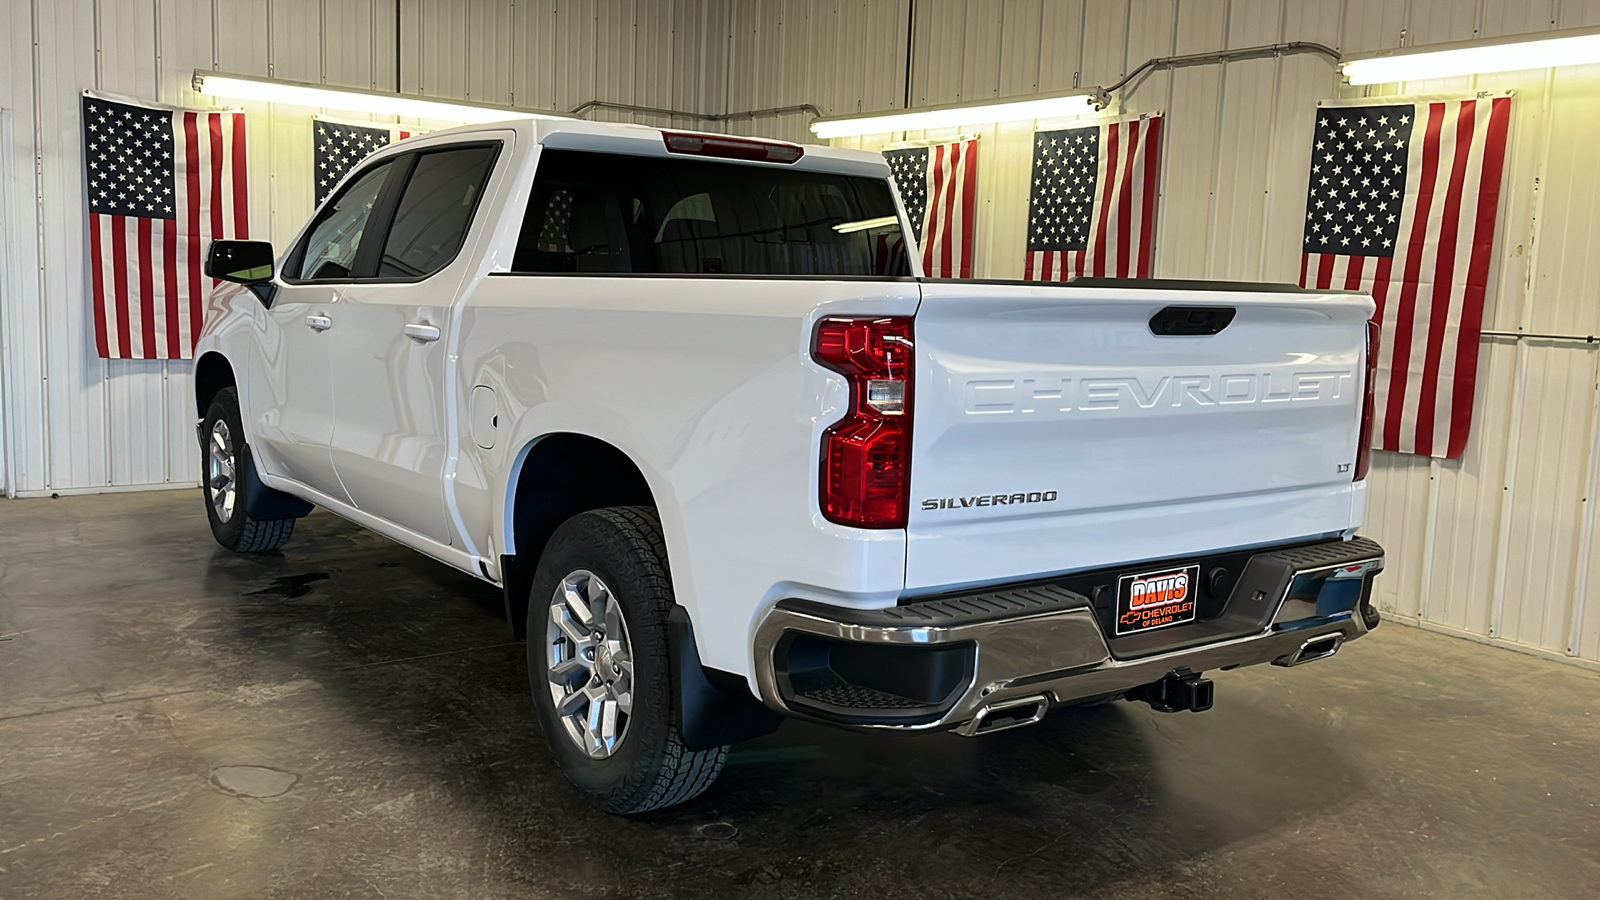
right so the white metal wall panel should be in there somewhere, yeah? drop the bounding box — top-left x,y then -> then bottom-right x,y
322,0 -> 375,90
996,0 -> 1043,97
1036,0 -> 1086,94
1153,0 -> 1225,279
1339,0 -> 1408,55
512,0 -> 560,110
37,0 -> 110,493
468,1 -> 514,104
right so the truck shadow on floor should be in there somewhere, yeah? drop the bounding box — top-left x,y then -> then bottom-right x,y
202,510 -> 1364,899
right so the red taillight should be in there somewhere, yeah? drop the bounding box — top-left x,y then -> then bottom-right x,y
1355,319 -> 1380,481
813,317 -> 914,528
660,131 -> 804,164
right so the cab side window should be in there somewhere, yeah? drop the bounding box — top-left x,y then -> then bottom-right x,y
292,160 -> 396,281
377,145 -> 499,279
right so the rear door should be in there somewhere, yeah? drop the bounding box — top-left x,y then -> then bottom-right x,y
327,140 -> 504,545
905,281 -> 1373,591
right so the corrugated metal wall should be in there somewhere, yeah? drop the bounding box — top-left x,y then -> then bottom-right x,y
723,0 -> 1600,669
0,0 -> 718,497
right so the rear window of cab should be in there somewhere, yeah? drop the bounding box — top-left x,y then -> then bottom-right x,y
511,149 -> 911,277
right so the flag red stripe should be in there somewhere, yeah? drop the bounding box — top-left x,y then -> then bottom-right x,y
921,143 -> 942,276
1370,255 -> 1395,328
934,141 -> 953,275
1091,123 -> 1120,278
957,139 -> 977,278
1315,253 -> 1335,289
1449,96 -> 1512,457
163,218 -> 180,359
209,114 -> 225,254
1298,253 -> 1309,288
231,112 -> 249,239
1414,101 -> 1478,456
90,217 -> 109,357
1137,117 -> 1161,278
1382,101 -> 1447,452
1115,120 -> 1140,278
186,113 -> 204,353
111,218 -> 132,355
1042,251 -> 1055,281
1024,252 -> 1036,280
1343,254 -> 1367,290
137,217 -> 156,357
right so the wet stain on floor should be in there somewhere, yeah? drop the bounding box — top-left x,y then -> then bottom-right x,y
243,572 -> 330,598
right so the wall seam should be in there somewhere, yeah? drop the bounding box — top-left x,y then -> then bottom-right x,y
155,0 -> 172,486
1490,65 -> 1558,640
1254,0 -> 1287,282
1201,0 -> 1232,279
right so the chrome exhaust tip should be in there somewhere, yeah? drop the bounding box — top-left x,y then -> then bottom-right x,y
1274,632 -> 1344,667
956,694 -> 1049,737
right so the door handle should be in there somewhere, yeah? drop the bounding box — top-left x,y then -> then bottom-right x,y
404,322 -> 442,343
305,314 -> 332,331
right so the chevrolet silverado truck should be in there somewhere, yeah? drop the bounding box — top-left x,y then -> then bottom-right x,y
195,118 -> 1386,814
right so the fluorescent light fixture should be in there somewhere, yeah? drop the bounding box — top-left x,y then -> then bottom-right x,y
192,70 -> 569,123
810,91 -> 1102,139
832,215 -> 900,234
1342,25 -> 1600,84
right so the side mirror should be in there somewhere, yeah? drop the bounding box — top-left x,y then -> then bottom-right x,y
206,240 -> 276,283
205,240 -> 277,307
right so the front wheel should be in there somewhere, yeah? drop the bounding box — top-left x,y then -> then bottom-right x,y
528,507 -> 727,814
201,387 -> 298,553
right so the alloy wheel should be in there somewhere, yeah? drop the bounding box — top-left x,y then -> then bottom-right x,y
545,569 -> 635,758
207,419 -> 237,524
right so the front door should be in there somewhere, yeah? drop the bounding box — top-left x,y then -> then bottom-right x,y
327,142 -> 502,545
245,158 -> 402,502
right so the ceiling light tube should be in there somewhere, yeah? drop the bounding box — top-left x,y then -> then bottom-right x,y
192,70 -> 569,123
1342,25 -> 1600,84
810,91 -> 1104,139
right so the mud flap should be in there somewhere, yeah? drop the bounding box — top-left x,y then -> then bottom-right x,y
669,606 -> 783,751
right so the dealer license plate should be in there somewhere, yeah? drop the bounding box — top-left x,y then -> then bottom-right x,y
1114,564 -> 1201,635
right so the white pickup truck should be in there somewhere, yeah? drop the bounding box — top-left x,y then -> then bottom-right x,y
196,118 -> 1386,814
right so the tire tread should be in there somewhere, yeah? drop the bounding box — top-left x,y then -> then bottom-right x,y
586,506 -> 727,814
203,387 -> 298,554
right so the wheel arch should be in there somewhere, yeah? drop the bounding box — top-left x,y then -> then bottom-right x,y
499,432 -> 658,641
194,352 -> 237,421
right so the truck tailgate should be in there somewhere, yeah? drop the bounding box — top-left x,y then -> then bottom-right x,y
905,281 -> 1373,591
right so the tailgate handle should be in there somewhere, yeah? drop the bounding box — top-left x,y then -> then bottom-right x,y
1150,306 -> 1236,336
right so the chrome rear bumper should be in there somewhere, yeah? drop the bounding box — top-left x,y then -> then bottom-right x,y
751,536 -> 1384,733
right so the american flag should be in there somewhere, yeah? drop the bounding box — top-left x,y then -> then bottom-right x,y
1024,114 -> 1162,281
314,118 -> 413,205
83,93 -> 247,360
1299,96 -> 1511,459
883,136 -> 978,278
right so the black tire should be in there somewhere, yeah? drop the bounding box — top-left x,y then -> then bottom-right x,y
527,506 -> 727,814
201,387 -> 297,553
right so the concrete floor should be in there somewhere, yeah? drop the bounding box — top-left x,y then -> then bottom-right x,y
1,492 -> 1598,899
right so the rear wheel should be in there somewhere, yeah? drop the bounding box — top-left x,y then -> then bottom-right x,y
202,387 -> 298,553
528,507 -> 727,814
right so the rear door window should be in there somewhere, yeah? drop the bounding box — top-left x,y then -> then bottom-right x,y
377,144 -> 499,279
512,149 -> 910,277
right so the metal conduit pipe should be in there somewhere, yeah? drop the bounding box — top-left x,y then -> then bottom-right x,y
1092,41 -> 1342,106
569,42 -> 1338,128
1480,330 -> 1600,344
